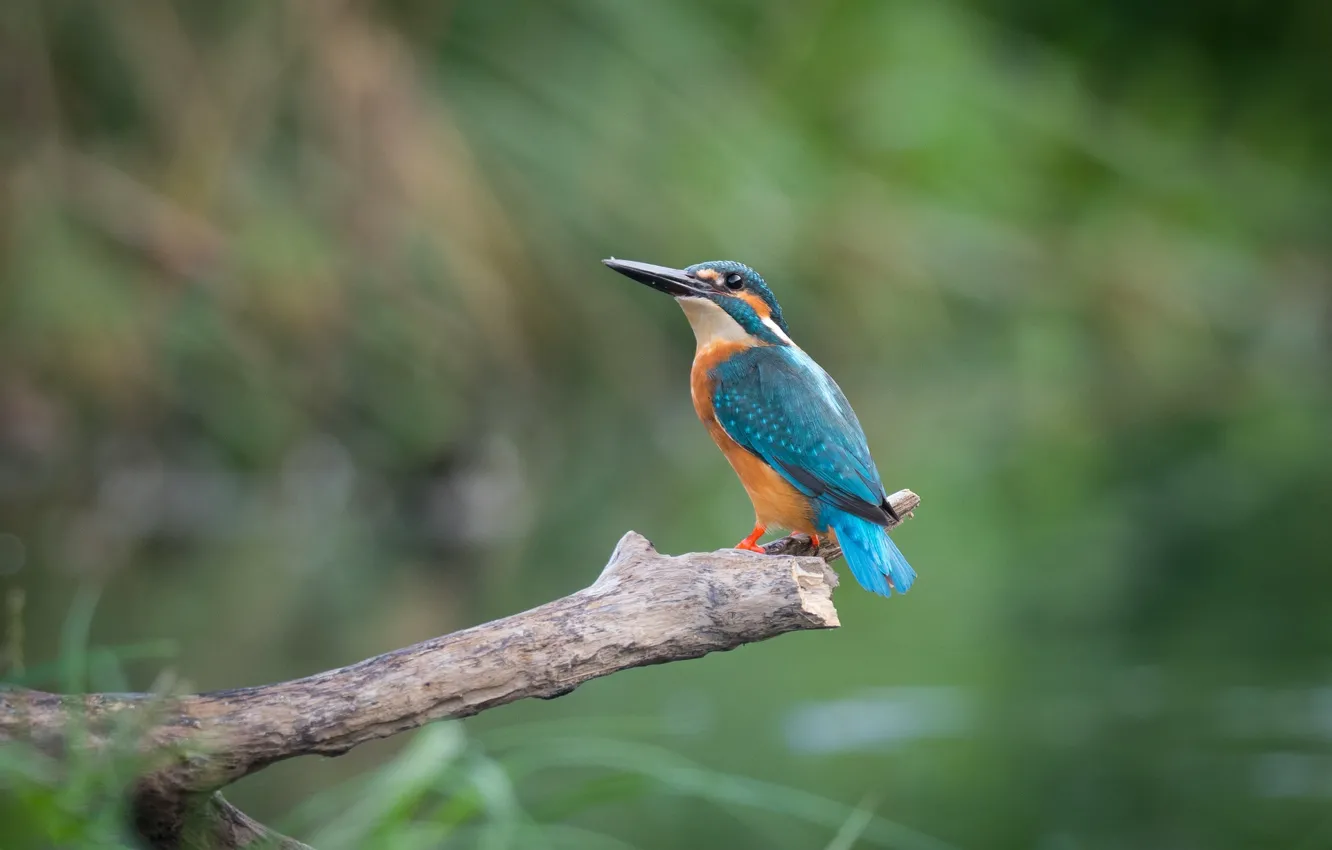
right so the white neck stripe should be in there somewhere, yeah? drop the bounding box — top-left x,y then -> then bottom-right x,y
761,316 -> 794,346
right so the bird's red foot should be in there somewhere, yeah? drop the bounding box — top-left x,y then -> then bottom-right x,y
735,524 -> 767,552
808,533 -> 821,550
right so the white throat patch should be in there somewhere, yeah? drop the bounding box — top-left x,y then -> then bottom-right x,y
677,297 -> 796,349
678,297 -> 749,348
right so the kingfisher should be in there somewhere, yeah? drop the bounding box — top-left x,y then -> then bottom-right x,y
604,258 -> 915,598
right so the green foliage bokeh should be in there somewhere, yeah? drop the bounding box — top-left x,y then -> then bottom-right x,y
2,1 -> 1330,848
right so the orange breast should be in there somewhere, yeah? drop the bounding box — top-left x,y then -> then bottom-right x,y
691,343 -> 818,535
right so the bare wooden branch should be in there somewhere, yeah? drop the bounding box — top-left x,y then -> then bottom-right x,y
0,489 -> 919,848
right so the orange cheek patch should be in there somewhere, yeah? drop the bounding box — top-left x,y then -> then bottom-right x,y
739,292 -> 771,319
695,269 -> 719,283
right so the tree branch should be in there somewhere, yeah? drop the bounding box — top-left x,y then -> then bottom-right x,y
1,489 -> 919,848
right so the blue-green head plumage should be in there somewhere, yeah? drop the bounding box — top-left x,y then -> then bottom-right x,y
683,260 -> 789,335
687,259 -> 788,343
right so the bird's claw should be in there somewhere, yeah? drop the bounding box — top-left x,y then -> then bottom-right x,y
735,523 -> 767,552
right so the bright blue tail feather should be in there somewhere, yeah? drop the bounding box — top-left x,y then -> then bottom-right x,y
827,510 -> 916,598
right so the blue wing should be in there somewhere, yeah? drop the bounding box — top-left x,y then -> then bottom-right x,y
710,345 -> 895,527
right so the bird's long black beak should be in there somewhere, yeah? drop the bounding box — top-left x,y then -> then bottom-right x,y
602,258 -> 705,298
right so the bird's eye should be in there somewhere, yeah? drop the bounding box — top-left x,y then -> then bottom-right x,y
724,273 -> 744,290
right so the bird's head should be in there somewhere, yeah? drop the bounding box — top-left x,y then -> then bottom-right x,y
603,258 -> 792,347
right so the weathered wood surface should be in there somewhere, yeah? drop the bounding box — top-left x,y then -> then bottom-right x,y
0,489 -> 920,848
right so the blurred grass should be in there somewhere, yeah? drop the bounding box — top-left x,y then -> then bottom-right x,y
2,0 -> 1331,847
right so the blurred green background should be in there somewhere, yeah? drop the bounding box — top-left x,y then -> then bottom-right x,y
2,0 -> 1331,848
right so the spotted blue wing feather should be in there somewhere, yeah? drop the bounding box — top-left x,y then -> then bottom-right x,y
710,345 -> 915,596
711,346 -> 889,521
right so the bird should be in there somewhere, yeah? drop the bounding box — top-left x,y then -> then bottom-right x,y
603,257 -> 915,598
